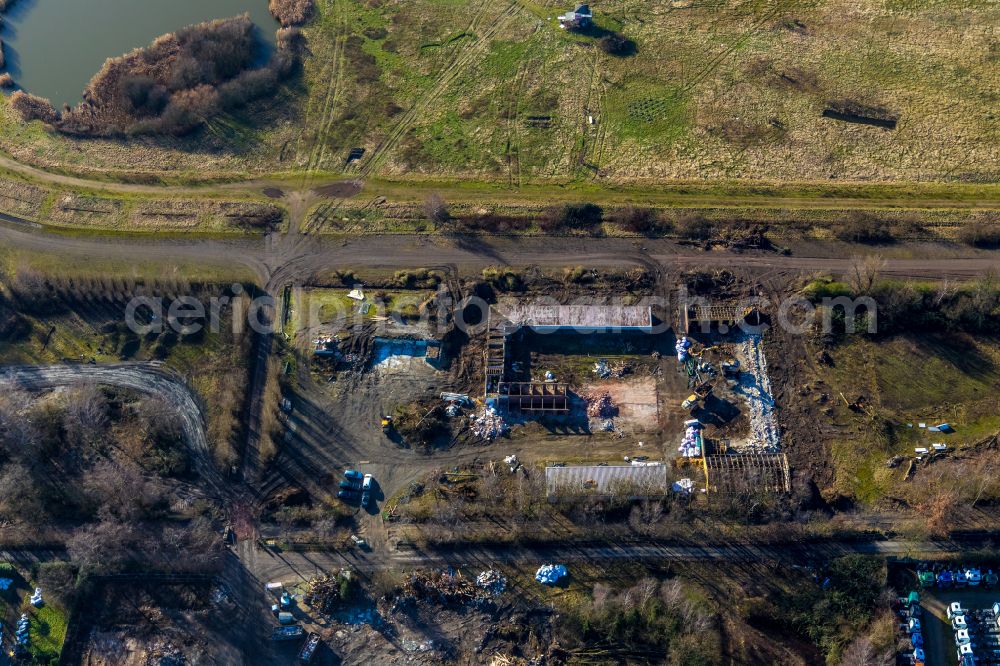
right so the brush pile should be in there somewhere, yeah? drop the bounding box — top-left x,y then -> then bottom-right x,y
401,569 -> 499,607
304,574 -> 343,614
584,392 -> 618,419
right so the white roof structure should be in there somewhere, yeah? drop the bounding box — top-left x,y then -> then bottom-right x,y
498,304 -> 654,331
546,464 -> 668,499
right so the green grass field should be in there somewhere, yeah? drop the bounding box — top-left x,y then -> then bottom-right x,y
0,562 -> 69,664
822,334 -> 1000,505
0,0 -> 996,186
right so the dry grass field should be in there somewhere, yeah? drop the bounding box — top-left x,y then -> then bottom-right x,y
0,0 -> 996,185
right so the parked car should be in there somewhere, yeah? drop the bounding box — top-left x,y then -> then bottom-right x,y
337,490 -> 358,501
344,469 -> 364,480
339,479 -> 359,489
362,474 -> 374,506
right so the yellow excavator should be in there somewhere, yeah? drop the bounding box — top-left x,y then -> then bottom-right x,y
381,415 -> 394,434
682,380 -> 715,412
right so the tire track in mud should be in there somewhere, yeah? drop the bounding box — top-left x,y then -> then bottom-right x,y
356,2 -> 520,177
504,30 -> 538,189
301,0 -> 349,177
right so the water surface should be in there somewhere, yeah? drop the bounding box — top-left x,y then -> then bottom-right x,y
1,0 -> 278,106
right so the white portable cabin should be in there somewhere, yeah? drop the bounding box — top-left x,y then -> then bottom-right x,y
958,644 -> 976,666
956,628 -> 972,646
954,615 -> 970,631
951,602 -> 966,619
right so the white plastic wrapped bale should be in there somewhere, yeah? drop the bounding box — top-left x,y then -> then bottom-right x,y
672,478 -> 694,493
535,564 -> 568,585
677,426 -> 702,458
675,336 -> 692,362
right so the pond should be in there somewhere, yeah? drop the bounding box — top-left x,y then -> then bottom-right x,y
0,0 -> 278,106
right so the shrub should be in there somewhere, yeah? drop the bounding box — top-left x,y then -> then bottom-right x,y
600,33 -> 637,57
832,212 -> 893,244
541,203 -> 603,232
393,269 -> 442,289
674,213 -> 713,240
363,26 -> 388,40
563,265 -> 594,284
614,206 -> 663,235
482,267 -> 524,291
269,0 -> 315,27
958,222 -> 1000,248
10,91 -> 60,124
801,278 -> 852,302
0,73 -> 12,88
458,213 -> 531,233
121,76 -> 169,117
142,84 -> 222,136
217,67 -> 279,109
423,194 -> 449,223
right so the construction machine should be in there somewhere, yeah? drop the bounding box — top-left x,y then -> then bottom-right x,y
682,381 -> 715,412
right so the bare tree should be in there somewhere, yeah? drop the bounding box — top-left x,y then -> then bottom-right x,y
660,579 -> 684,611
635,577 -> 658,607
932,276 -> 958,308
845,254 -> 886,295
840,635 -> 876,666
63,384 -> 109,448
423,193 -> 449,224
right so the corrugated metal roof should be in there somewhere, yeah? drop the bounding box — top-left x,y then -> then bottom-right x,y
499,304 -> 653,330
545,465 -> 668,498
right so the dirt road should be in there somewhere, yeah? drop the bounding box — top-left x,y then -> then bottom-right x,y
241,536 -> 969,584
3,222 -> 1000,289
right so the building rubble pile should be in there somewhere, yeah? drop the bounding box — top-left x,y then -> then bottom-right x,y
476,570 -> 507,596
584,392 -> 619,419
593,359 -> 632,379
733,333 -> 780,452
472,406 -> 508,441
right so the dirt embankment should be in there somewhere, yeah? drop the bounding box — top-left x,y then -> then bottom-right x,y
10,14 -> 302,137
